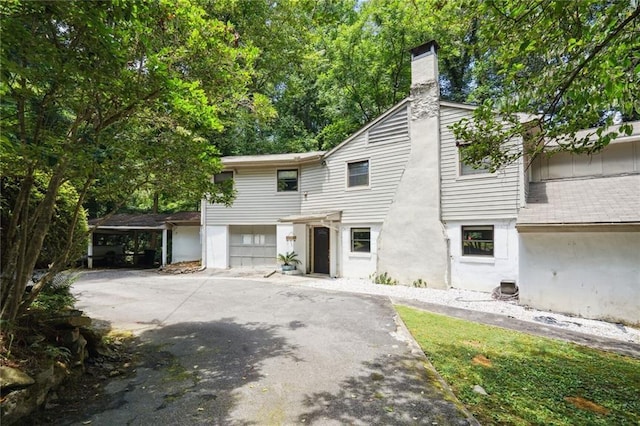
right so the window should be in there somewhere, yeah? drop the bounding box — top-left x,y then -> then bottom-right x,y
458,144 -> 491,176
462,226 -> 494,256
277,169 -> 298,192
214,171 -> 233,184
351,228 -> 371,253
241,234 -> 266,245
348,160 -> 369,187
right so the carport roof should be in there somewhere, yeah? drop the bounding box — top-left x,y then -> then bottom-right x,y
89,212 -> 200,230
517,174 -> 640,232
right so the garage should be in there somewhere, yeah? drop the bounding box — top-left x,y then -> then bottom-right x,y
229,225 -> 277,268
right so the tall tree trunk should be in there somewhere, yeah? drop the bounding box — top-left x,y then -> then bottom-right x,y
19,176 -> 93,313
1,166 -> 66,321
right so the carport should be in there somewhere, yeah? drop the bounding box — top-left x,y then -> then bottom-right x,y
88,214 -> 169,268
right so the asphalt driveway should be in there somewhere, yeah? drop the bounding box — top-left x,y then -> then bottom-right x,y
70,269 -> 475,425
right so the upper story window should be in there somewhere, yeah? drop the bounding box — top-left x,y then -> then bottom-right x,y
347,160 -> 369,187
277,169 -> 298,192
351,228 -> 371,253
214,171 -> 233,184
457,143 -> 491,176
462,225 -> 494,256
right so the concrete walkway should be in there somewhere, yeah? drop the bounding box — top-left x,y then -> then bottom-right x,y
71,270 -> 476,425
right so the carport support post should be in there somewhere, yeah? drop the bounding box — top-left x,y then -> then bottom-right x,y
87,234 -> 93,269
162,228 -> 168,266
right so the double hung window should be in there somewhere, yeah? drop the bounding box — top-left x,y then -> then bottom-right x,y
347,160 -> 369,187
277,169 -> 298,192
351,228 -> 371,253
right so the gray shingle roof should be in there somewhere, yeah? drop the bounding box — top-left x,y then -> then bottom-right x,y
517,174 -> 640,225
89,212 -> 200,228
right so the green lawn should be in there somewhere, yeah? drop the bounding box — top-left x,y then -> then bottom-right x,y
395,305 -> 640,425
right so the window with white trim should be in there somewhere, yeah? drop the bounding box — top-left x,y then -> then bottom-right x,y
347,160 -> 369,187
351,228 -> 371,253
457,143 -> 491,176
277,169 -> 298,192
462,226 -> 494,256
214,171 -> 233,183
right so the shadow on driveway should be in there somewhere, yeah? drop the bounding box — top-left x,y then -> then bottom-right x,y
297,353 -> 472,425
68,319 -> 300,425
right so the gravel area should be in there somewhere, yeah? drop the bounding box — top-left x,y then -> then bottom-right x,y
284,275 -> 640,345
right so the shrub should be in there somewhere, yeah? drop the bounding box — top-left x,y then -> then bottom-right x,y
371,272 -> 398,286
31,273 -> 78,312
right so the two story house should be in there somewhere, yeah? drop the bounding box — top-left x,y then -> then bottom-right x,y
202,41 -> 639,324
203,41 -> 521,291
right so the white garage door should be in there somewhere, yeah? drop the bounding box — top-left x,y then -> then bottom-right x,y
229,225 -> 277,268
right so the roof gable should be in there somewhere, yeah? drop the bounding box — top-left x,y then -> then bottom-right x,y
323,99 -> 410,158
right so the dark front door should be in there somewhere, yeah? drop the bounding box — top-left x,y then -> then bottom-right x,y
313,227 -> 330,274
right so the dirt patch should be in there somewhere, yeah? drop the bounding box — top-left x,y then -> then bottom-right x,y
158,261 -> 201,274
471,354 -> 492,368
564,396 -> 610,415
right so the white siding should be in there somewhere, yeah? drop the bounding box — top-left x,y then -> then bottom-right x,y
519,232 -> 640,325
445,219 -> 519,293
340,223 -> 380,278
440,105 -> 522,220
205,225 -> 228,268
301,106 -> 411,223
207,168 -> 301,224
530,140 -> 640,182
171,226 -> 200,263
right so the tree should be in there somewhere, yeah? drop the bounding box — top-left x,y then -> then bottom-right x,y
1,175 -> 89,270
0,0 -> 258,321
314,0 -> 481,148
451,0 -> 639,170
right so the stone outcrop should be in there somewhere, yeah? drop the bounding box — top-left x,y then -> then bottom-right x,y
0,362 -> 69,425
0,367 -> 36,391
0,310 -> 107,425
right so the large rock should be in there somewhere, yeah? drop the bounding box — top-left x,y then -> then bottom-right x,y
0,362 -> 69,425
0,367 -> 35,391
43,310 -> 92,328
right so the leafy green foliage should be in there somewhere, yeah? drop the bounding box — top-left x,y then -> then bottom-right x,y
0,0 -> 258,320
277,251 -> 300,266
1,174 -> 89,269
371,272 -> 398,285
412,278 -> 427,288
315,0 -> 480,149
452,0 -> 639,170
396,306 -> 640,425
31,274 -> 78,313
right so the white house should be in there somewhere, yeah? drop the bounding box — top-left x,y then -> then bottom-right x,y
202,41 -> 639,325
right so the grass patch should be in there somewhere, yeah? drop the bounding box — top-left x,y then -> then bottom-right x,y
395,305 -> 640,425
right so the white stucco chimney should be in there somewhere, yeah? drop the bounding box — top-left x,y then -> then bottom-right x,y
377,40 -> 449,288
410,40 -> 439,88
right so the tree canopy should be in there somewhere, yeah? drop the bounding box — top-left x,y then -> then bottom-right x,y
0,0 -> 259,320
451,0 -> 639,169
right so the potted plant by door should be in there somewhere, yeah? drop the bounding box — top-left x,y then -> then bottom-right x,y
277,251 -> 300,272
